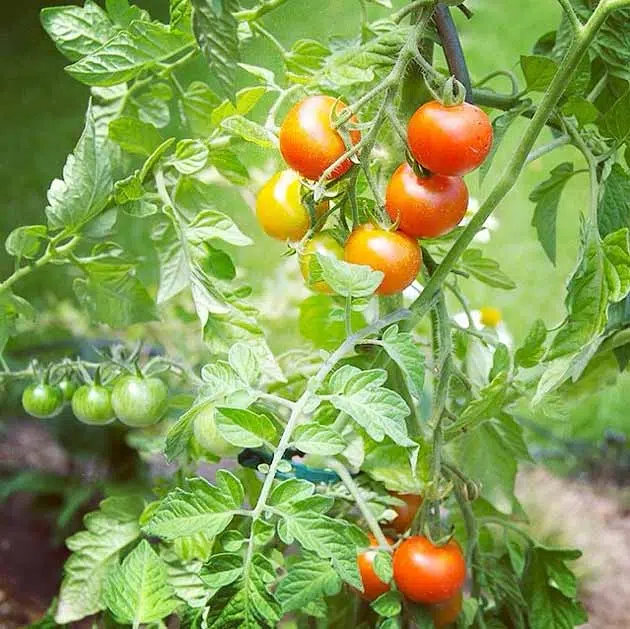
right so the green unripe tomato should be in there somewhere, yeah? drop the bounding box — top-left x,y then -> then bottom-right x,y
71,384 -> 116,425
194,406 -> 241,458
58,378 -> 78,403
22,383 -> 64,419
111,375 -> 168,427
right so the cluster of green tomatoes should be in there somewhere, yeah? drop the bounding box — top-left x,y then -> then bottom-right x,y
21,369 -> 169,428
256,93 -> 493,294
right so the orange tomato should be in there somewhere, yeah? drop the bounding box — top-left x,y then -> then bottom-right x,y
408,101 -> 493,176
279,95 -> 361,181
390,492 -> 423,534
344,224 -> 422,295
386,163 -> 469,238
357,534 -> 392,601
431,591 -> 463,628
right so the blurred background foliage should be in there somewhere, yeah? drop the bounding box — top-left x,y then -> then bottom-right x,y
2,0 -> 629,454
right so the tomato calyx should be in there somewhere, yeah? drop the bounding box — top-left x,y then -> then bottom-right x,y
440,76 -> 467,107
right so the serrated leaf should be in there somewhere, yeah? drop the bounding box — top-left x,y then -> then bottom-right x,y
276,553 -> 342,614
318,255 -> 384,297
66,21 -> 194,86
515,319 -> 548,368
371,590 -> 401,618
73,261 -> 157,327
215,407 -> 277,448
200,552 -> 244,589
103,540 -> 178,625
46,104 -> 113,231
41,0 -> 116,62
380,325 -> 425,398
191,0 -> 239,102
372,552 -> 393,585
172,139 -> 210,174
598,88 -> 630,144
229,343 -> 260,386
5,225 -> 47,260
362,443 -> 421,493
55,496 -> 143,623
143,474 -> 243,540
268,478 -> 316,508
180,81 -> 222,136
162,549 -> 209,608
108,116 -> 163,156
461,249 -> 516,289
529,163 -> 575,265
170,0 -> 193,32
293,424 -> 346,455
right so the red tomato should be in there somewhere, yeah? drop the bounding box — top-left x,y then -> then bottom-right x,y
344,224 -> 422,295
357,534 -> 392,601
256,170 -> 328,241
408,101 -> 493,176
390,492 -> 423,535
385,163 -> 469,238
299,230 -> 344,293
431,591 -> 464,628
393,536 -> 466,604
279,95 -> 361,181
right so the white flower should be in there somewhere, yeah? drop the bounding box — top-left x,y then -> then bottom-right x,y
462,197 -> 499,244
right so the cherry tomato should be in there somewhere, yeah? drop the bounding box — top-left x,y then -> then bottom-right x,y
22,383 -> 64,419
408,101 -> 493,176
431,591 -> 463,628
111,375 -> 168,427
390,492 -> 423,535
57,378 -> 78,403
385,163 -> 469,239
279,95 -> 361,181
256,170 -> 328,241
194,405 -> 241,458
480,306 -> 502,328
71,384 -> 116,426
393,536 -> 466,604
344,224 -> 422,295
299,230 -> 344,293
357,534 -> 392,601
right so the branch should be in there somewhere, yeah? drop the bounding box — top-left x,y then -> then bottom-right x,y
407,0 -> 617,323
233,0 -> 291,22
557,0 -> 583,33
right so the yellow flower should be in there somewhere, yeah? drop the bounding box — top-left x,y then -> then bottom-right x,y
480,306 -> 502,328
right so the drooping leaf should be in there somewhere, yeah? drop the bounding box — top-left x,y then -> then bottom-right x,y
379,325 -> 425,398
599,163 -> 630,237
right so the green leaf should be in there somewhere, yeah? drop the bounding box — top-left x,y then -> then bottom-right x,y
372,552 -> 393,585
191,0 -> 240,102
106,0 -> 148,26
328,365 -> 414,447
268,478 -> 316,508
603,228 -> 630,302
103,540 -> 178,625
521,55 -> 558,92
362,443 -> 421,493
0,293 -> 36,354
200,552 -> 244,590
188,208 -> 253,246
171,139 -> 210,174
445,372 -> 508,439
318,254 -> 385,298
66,21 -> 194,86
203,553 -> 281,628
211,86 -> 268,127
599,163 -> 630,237
515,319 -> 548,368
108,116 -> 163,157
598,88 -> 630,144
461,249 -> 516,289
221,115 -> 277,147
380,325 -> 425,398
228,342 -> 260,386
275,553 -> 342,615
293,424 -> 346,455
209,149 -> 250,185
215,407 -> 277,448
143,473 -> 243,540
285,39 -> 330,82
41,0 -> 116,62
529,163 -> 575,265
371,591 -> 401,618
299,295 -> 366,351
275,497 -> 366,588
55,496 -> 144,623
73,261 -> 157,327
46,104 -> 113,231
171,0 -> 193,32
5,225 -> 47,260
161,549 -> 209,608
180,81 -> 222,136
489,343 -> 511,381
561,96 -> 599,127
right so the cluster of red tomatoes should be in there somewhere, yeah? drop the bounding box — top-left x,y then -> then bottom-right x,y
21,373 -> 168,428
256,94 -> 493,295
360,494 -> 466,627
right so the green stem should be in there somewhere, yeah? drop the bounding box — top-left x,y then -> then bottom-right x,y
345,295 -> 353,337
408,1 -> 617,323
327,460 -> 391,549
392,0 -> 435,23
525,135 -> 571,165
557,0 -> 583,32
234,0 -> 291,21
564,118 -> 599,220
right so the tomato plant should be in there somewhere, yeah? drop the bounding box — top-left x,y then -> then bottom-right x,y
2,0 -> 630,627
